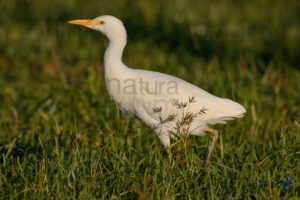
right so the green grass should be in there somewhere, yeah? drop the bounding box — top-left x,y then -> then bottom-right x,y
0,0 -> 300,199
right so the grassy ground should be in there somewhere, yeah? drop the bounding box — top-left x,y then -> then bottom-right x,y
0,0 -> 300,199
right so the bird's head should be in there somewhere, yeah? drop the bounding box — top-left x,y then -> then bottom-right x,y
68,15 -> 126,41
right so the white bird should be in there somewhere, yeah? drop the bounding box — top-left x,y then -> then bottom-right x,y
68,15 -> 246,168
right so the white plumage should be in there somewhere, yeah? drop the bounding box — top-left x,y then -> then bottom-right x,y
68,15 -> 246,168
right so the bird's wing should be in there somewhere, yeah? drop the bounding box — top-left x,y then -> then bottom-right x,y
134,69 -> 213,97
133,69 -> 246,124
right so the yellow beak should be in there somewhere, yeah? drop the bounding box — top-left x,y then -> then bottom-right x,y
68,19 -> 100,26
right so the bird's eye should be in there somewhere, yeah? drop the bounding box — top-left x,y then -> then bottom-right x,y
99,21 -> 105,25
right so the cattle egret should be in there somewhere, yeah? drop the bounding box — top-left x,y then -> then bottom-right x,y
68,15 -> 246,168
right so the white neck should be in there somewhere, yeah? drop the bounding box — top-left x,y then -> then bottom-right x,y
104,31 -> 127,71
102,25 -> 131,101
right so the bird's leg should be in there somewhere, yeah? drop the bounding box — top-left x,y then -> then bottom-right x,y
167,147 -> 174,168
156,130 -> 174,168
204,128 -> 218,169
